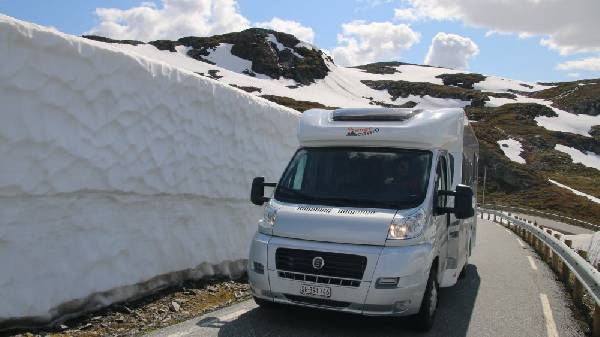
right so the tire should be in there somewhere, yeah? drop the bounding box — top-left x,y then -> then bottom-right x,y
459,240 -> 471,280
458,261 -> 468,279
414,267 -> 439,331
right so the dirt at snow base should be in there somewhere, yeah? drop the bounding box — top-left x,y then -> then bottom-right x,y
9,279 -> 251,337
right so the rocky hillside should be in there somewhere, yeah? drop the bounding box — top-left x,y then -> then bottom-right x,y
85,28 -> 329,85
84,31 -> 600,224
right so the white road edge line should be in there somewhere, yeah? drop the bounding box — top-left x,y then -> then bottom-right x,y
218,307 -> 253,322
516,238 -> 525,247
527,256 -> 538,271
540,293 -> 560,337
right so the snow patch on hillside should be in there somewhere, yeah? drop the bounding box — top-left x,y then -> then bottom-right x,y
204,43 -> 254,74
534,106 -> 600,137
549,179 -> 600,203
555,144 -> 600,170
497,139 -> 526,164
474,76 -> 547,93
266,34 -> 303,58
0,14 -> 299,321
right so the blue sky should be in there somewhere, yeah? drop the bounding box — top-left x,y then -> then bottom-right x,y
1,0 -> 599,82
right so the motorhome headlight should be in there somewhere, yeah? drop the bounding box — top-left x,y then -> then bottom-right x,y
388,209 -> 427,240
262,202 -> 278,227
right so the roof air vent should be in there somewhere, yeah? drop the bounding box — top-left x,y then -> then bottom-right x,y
332,108 -> 422,122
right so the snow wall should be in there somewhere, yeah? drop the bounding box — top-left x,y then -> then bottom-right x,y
0,15 -> 299,326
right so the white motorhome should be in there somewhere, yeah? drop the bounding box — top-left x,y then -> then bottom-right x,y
248,107 -> 478,330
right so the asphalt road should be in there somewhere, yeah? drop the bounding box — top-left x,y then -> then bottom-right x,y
147,219 -> 584,337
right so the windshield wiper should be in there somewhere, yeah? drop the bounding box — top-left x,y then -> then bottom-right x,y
315,196 -> 405,210
276,186 -> 321,203
277,187 -> 416,210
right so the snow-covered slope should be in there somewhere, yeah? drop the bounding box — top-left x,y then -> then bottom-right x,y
104,33 -> 600,140
0,14 -> 298,323
109,40 -> 546,110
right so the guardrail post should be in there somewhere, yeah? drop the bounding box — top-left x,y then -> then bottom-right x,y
487,213 -> 490,220
578,250 -> 588,261
561,259 -> 570,283
573,278 -> 584,308
593,305 -> 600,337
551,250 -> 559,272
543,244 -> 551,263
480,212 -> 483,219
565,240 -> 572,249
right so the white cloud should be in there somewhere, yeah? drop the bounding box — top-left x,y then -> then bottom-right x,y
331,21 -> 420,66
255,17 -> 315,43
394,8 -> 417,21
87,0 -> 250,41
424,32 -> 479,69
557,57 -> 600,72
396,0 -> 600,55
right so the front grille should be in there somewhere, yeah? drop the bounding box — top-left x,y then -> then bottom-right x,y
284,294 -> 351,308
278,271 -> 361,287
275,248 -> 367,280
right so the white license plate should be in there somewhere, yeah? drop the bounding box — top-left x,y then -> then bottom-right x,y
299,284 -> 331,298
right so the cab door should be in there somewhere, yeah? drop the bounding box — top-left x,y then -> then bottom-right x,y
432,153 -> 450,276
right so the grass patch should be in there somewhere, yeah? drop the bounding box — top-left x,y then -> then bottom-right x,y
468,103 -> 600,224
260,95 -> 336,112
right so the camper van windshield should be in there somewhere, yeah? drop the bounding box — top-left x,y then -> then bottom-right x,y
274,147 -> 432,210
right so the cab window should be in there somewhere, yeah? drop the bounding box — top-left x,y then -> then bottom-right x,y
435,155 -> 448,208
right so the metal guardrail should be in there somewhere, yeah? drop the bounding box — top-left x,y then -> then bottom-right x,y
479,203 -> 599,230
479,208 -> 600,335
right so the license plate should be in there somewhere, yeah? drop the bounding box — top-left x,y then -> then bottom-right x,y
299,284 -> 331,298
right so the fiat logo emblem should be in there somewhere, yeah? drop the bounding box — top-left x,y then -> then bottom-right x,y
312,256 -> 325,270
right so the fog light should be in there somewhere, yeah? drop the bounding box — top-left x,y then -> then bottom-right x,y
393,300 -> 411,313
376,277 -> 399,288
253,261 -> 265,274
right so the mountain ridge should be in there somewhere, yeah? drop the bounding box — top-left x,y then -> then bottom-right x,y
83,29 -> 600,224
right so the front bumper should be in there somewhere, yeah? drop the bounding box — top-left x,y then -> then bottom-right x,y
248,232 -> 431,316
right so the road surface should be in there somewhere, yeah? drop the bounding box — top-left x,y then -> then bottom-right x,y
147,218 -> 584,337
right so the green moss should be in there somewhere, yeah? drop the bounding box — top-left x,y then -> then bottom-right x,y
468,102 -> 600,223
435,73 -> 486,89
361,80 -> 510,107
530,80 -> 600,116
260,95 -> 336,112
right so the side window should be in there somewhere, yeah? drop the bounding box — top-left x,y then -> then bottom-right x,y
448,153 -> 455,186
280,150 -> 308,191
435,156 -> 448,208
473,154 -> 478,185
461,154 -> 471,186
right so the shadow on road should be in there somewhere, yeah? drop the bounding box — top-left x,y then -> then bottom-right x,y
201,265 -> 481,337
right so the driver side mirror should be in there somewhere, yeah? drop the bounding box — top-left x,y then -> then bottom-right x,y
250,177 -> 276,206
454,185 -> 475,219
437,184 -> 475,219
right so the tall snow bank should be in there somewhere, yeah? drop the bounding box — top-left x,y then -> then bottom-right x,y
0,14 -> 299,325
